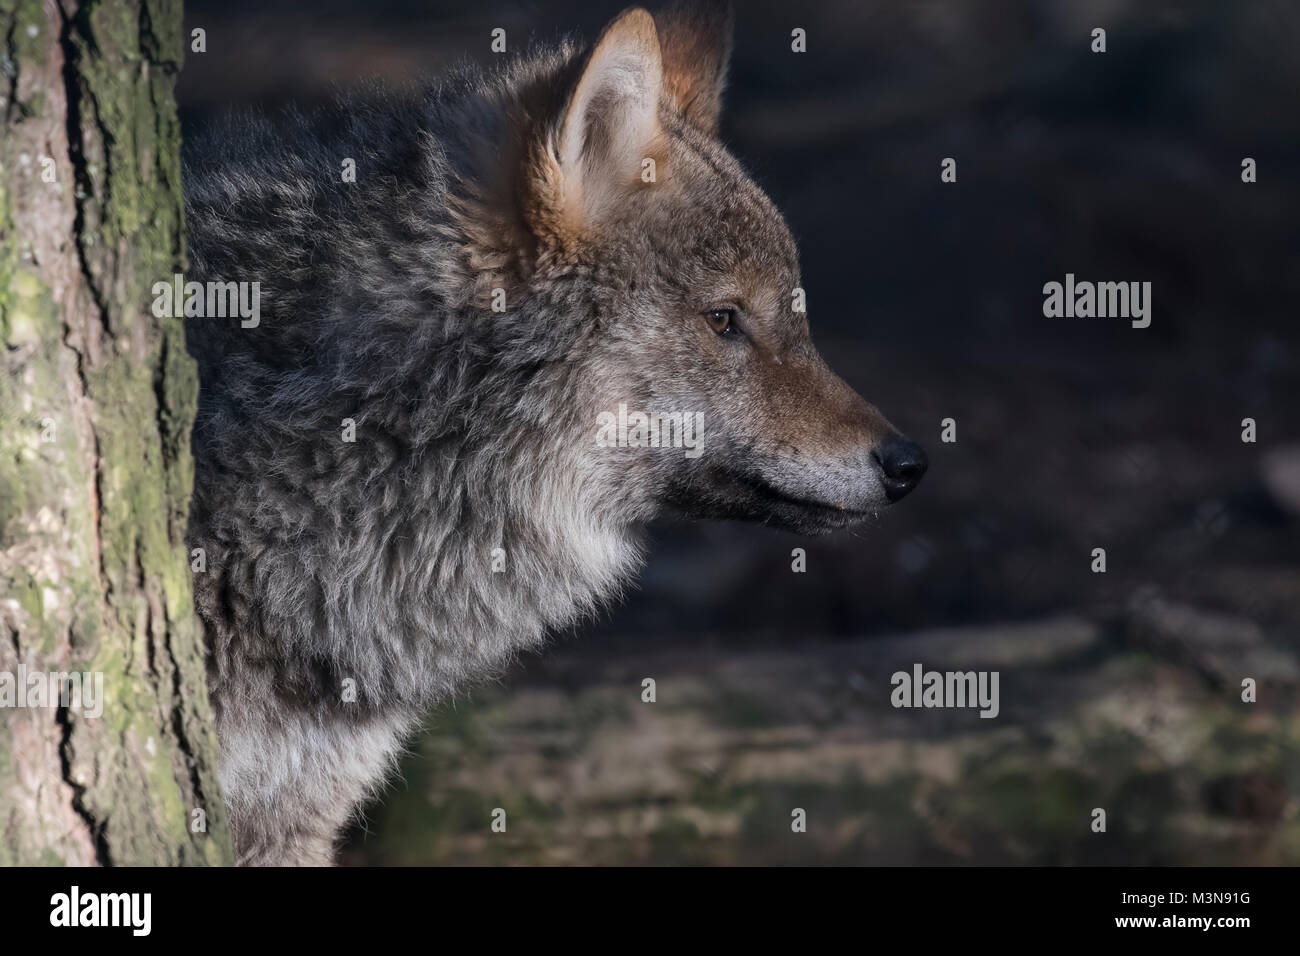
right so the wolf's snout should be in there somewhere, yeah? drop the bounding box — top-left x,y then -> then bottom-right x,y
874,434 -> 928,502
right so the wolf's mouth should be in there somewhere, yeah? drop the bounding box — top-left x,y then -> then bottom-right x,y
663,462 -> 881,534
741,474 -> 877,521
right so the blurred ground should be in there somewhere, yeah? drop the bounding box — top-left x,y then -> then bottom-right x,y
342,609 -> 1299,865
179,0 -> 1300,864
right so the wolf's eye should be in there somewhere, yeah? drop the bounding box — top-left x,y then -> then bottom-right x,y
704,308 -> 737,335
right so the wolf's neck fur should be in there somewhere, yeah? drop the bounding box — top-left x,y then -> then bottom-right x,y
191,303 -> 650,714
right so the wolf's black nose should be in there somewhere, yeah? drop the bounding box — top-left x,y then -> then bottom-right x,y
875,434 -> 928,502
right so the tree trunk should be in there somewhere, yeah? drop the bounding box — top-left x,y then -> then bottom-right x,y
0,0 -> 231,865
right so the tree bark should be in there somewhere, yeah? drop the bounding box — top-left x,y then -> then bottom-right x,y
0,0 -> 231,864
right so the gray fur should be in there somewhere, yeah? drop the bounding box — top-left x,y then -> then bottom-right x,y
184,2 -> 920,865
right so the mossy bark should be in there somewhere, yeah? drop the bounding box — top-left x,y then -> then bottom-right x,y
0,0 -> 231,865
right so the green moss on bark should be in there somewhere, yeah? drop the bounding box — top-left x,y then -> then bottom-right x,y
0,0 -> 232,866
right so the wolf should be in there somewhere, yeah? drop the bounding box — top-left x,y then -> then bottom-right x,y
183,0 -> 927,865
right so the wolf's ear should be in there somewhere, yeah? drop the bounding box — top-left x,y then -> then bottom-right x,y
552,8 -> 663,218
653,0 -> 733,134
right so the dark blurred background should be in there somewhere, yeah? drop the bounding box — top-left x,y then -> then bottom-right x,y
180,0 -> 1300,864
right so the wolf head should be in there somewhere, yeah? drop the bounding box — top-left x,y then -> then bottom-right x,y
454,1 -> 926,535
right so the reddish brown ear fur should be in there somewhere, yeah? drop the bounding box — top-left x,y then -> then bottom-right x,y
534,8 -> 665,243
653,0 -> 733,134
456,2 -> 734,285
